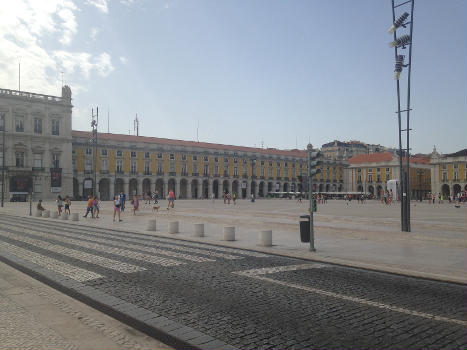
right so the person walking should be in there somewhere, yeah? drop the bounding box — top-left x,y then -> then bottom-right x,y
132,194 -> 139,215
83,195 -> 94,218
167,190 -> 175,209
232,191 -> 237,205
56,195 -> 63,216
113,195 -> 122,222
93,197 -> 100,218
120,192 -> 126,212
64,196 -> 71,215
153,191 -> 159,204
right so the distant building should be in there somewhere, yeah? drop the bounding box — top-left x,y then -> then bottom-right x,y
0,87 -> 73,201
430,147 -> 467,197
347,152 -> 431,199
321,140 -> 395,160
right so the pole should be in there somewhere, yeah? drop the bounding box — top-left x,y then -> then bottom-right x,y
405,0 -> 415,232
18,61 -> 21,91
307,148 -> 315,252
1,113 -> 5,207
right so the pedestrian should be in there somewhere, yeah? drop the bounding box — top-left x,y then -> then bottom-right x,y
113,195 -> 122,221
93,197 -> 100,218
167,189 -> 175,209
132,194 -> 139,215
227,192 -> 231,204
37,199 -> 46,212
120,192 -> 126,212
64,196 -> 71,215
83,195 -> 94,218
56,195 -> 63,216
153,191 -> 159,204
232,191 -> 237,205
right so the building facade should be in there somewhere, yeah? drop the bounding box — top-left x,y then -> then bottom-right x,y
430,148 -> 467,197
348,152 -> 431,199
0,87 -> 73,201
72,132 -> 348,200
321,140 -> 395,161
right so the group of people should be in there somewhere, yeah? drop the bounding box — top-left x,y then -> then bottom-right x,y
429,192 -> 466,205
381,189 -> 394,205
83,195 -> 100,218
222,191 -> 237,205
37,195 -> 72,215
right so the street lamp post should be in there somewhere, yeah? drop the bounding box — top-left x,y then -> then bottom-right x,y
91,107 -> 98,197
389,0 -> 415,232
1,112 -> 5,208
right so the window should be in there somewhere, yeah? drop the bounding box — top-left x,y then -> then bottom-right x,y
442,164 -> 447,170
269,161 -> 272,166
234,158 -> 238,164
442,172 -> 447,181
34,118 -> 42,134
193,155 -> 197,161
215,165 -> 219,175
285,162 -> 288,167
243,159 -> 247,164
358,168 -> 361,173
204,156 -> 208,162
386,168 -> 390,172
260,167 -> 265,177
52,154 -> 60,168
85,158 -> 92,171
117,150 -> 123,157
144,161 -> 150,173
276,162 -> 280,167
33,153 -> 42,168
193,162 -> 198,174
101,149 -> 107,156
268,167 -> 273,177
214,157 -> 218,163
224,157 -> 228,163
454,163 -> 458,169
86,148 -> 92,155
170,161 -> 175,173
204,164 -> 209,175
144,152 -> 150,159
182,162 -> 187,174
116,159 -> 123,173
131,151 -> 136,158
15,152 -> 24,167
0,113 -> 4,131
358,175 -> 362,182
15,118 -> 24,132
131,161 -> 137,173
157,153 -> 163,159
454,172 -> 459,181
368,174 -> 373,182
234,166 -> 238,176
101,158 -> 108,171
51,119 -> 59,135
242,165 -> 247,175
170,154 -> 175,160
368,168 -> 373,173
72,157 -> 76,171
276,168 -> 281,177
157,161 -> 163,173
182,154 -> 186,160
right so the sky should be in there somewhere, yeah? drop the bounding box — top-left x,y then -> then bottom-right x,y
0,0 -> 465,154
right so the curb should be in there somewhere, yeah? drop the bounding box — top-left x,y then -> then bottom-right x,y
0,249 -> 238,350
2,212 -> 465,285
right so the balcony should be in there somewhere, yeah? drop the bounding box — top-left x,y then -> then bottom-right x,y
181,172 -> 188,176
276,177 -> 282,180
192,172 -> 199,177
144,171 -> 152,175
260,176 -> 265,180
157,171 -> 164,176
130,171 -> 138,175
203,172 -> 209,177
84,170 -> 93,174
233,175 -> 239,178
100,170 -> 109,174
169,172 -> 176,176
116,170 -> 124,175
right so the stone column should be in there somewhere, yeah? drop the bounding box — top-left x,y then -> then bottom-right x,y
229,180 -> 233,195
150,178 -> 155,192
218,180 -> 223,196
163,178 -> 168,198
109,177 -> 115,200
137,177 -> 143,196
246,180 -> 251,197
187,180 -> 192,199
123,178 -> 129,196
198,180 -> 202,199
175,178 -> 180,199
254,181 -> 259,198
79,179 -> 84,197
208,178 -> 213,198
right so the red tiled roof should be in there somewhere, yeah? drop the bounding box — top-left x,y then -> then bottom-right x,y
349,152 -> 393,164
349,152 -> 431,165
72,130 -> 307,158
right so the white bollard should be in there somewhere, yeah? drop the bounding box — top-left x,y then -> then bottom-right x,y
51,212 -> 59,219
71,213 -> 79,221
61,213 -> 69,220
259,230 -> 272,247
43,210 -> 50,218
168,221 -> 179,234
147,219 -> 157,231
223,226 -> 235,241
193,223 -> 204,237
35,210 -> 42,217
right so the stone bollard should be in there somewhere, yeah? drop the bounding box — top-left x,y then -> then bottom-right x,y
259,230 -> 272,247
51,212 -> 59,219
71,213 -> 79,221
35,210 -> 42,217
61,213 -> 69,220
147,219 -> 157,231
223,226 -> 235,241
168,221 -> 179,234
43,210 -> 50,218
193,223 -> 204,237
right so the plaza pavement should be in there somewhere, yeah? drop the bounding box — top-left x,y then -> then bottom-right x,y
1,198 -> 465,284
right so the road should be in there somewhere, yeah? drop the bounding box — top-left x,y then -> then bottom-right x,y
0,213 -> 465,350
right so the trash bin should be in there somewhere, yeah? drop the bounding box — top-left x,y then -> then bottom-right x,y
300,215 -> 310,242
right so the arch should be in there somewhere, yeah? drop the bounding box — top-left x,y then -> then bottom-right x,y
453,184 -> 461,196
332,184 -> 337,192
441,184 -> 450,197
283,183 -> 288,192
325,184 -> 330,192
142,178 -> 151,197
114,178 -> 124,197
338,185 -> 343,192
376,185 -> 383,199
240,181 -> 246,199
223,179 -> 229,194
191,179 -> 199,199
251,181 -> 256,195
267,182 -> 273,195
275,182 -> 281,192
368,185 -> 374,196
232,180 -> 239,196
319,184 -> 324,192
202,179 -> 209,199
213,179 -> 219,198
129,178 -> 138,198
259,181 -> 265,197
155,179 -> 164,198
180,178 -> 188,199
357,185 -> 363,192
98,178 -> 110,201
168,178 -> 176,198
73,178 -> 79,199
290,183 -> 295,193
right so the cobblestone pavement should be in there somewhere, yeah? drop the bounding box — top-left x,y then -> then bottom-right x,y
0,214 -> 465,350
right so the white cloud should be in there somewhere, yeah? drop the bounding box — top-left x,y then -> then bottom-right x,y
85,0 -> 108,13
0,0 -> 115,96
90,27 -> 99,41
119,56 -> 127,64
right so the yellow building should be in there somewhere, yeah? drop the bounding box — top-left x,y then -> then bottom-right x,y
72,131 -> 347,200
430,148 -> 467,197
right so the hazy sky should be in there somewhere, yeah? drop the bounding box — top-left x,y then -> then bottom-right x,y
1,0 -> 465,154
